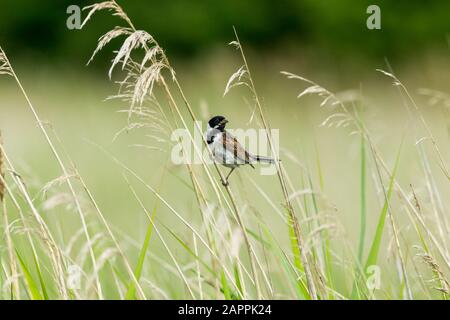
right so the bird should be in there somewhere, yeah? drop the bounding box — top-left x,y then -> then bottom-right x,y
205,115 -> 275,186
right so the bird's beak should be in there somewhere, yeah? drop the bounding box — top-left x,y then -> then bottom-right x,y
220,119 -> 229,125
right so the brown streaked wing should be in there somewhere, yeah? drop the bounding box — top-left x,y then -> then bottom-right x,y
222,132 -> 253,164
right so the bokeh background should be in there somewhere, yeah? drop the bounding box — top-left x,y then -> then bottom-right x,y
0,1 -> 449,299
1,1 -> 449,63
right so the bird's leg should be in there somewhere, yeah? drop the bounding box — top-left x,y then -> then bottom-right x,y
222,168 -> 235,186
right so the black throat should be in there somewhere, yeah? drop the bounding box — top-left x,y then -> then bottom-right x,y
207,128 -> 224,144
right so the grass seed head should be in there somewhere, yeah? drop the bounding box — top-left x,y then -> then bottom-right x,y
419,251 -> 450,294
81,1 -> 132,29
0,49 -> 13,76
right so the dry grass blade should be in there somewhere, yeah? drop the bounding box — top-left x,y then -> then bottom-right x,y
228,41 -> 241,50
0,51 -> 13,76
140,46 -> 163,71
82,1 -> 132,29
375,69 -> 402,86
109,30 -> 156,79
0,130 -> 4,202
297,85 -> 327,99
377,68 -> 449,179
132,62 -> 166,106
281,71 -> 360,112
224,65 -> 248,96
280,71 -> 316,86
87,26 -> 133,65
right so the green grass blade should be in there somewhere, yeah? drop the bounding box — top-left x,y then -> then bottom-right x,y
111,264 -> 128,287
125,167 -> 167,300
221,270 -> 232,300
313,135 -> 325,191
246,228 -> 272,247
288,216 -> 312,299
358,133 -> 367,262
365,138 -> 404,269
308,173 -> 334,297
31,251 -> 48,299
161,223 -> 241,299
262,224 -> 310,299
15,249 -> 43,300
233,263 -> 243,299
350,137 -> 404,299
287,210 -> 304,274
125,211 -> 155,300
160,223 -> 215,275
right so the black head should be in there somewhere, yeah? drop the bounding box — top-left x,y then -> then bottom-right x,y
208,116 -> 228,131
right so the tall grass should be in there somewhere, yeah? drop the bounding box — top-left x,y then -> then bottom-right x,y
282,68 -> 449,299
0,130 -> 4,202
0,1 -> 448,300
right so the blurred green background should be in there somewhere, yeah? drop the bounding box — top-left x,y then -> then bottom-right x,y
1,0 -> 449,66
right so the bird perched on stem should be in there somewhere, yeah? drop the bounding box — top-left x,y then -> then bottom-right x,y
206,115 -> 275,186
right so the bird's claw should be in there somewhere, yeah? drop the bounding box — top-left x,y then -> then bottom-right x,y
221,180 -> 229,187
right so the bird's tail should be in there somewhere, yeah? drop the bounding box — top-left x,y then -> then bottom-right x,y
255,155 -> 276,164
